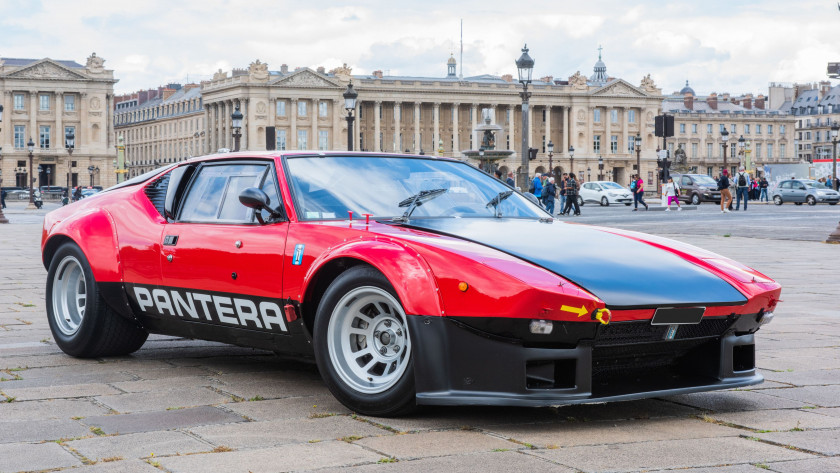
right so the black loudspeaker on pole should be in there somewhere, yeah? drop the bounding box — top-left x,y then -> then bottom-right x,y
265,126 -> 276,151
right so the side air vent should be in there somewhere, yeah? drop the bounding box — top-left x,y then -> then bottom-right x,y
144,173 -> 171,218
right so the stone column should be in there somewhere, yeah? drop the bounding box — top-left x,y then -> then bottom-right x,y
471,104 -> 478,150
55,92 -> 64,152
242,98 -> 250,150
311,99 -> 318,150
433,102 -> 441,155
452,103 -> 460,154
374,100 -> 381,152
562,106 -> 569,156
1,92 -> 11,150
587,107 -> 595,165
79,93 -> 88,151
623,107 -> 629,157
545,105 -> 551,155
527,104 -> 533,149
29,91 -> 38,149
508,104 -> 515,151
332,98 -> 342,150
414,102 -> 421,153
290,99 -> 297,150
107,94 -> 114,147
353,100 -> 360,151
490,105 -> 497,125
393,102 -> 401,151
203,104 -> 210,154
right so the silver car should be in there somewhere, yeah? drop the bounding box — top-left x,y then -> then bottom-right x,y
772,179 -> 840,206
579,181 -> 633,206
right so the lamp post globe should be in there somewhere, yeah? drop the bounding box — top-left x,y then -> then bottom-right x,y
721,127 -> 730,174
515,44 -> 534,190
547,140 -> 554,177
568,145 -> 575,177
231,104 -> 243,152
634,133 -> 642,178
343,82 -> 358,151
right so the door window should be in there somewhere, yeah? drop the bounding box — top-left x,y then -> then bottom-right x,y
680,176 -> 691,186
178,162 -> 280,223
780,181 -> 791,189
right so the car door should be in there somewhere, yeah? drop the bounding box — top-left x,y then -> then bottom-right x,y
777,181 -> 791,200
580,183 -> 594,202
149,160 -> 291,338
789,181 -> 807,202
680,176 -> 692,200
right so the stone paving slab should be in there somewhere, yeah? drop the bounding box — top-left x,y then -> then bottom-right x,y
0,418 -> 90,443
755,429 -> 840,455
0,398 -> 110,421
156,440 -> 382,473
67,430 -> 213,462
765,457 -> 840,473
353,430 -> 517,460
759,385 -> 840,407
315,450 -> 574,473
708,408 -> 840,431
529,436 -> 813,472
57,458 -> 162,473
189,415 -> 389,448
1,382 -> 122,401
221,394 -> 352,421
94,386 -> 234,413
662,390 -> 810,411
0,441 -> 82,472
83,406 -> 246,435
648,466 -> 768,473
759,368 -> 840,386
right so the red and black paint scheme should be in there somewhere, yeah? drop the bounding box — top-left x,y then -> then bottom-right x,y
41,151 -> 781,416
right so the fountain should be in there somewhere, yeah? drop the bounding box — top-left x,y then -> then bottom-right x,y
462,114 -> 514,174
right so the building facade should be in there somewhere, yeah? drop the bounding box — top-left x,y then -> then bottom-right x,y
121,54 -> 666,186
0,54 -> 117,190
663,82 -> 796,177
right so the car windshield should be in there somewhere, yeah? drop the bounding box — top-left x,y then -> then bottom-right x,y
600,182 -> 624,190
285,155 -> 545,220
801,180 -> 822,189
693,175 -> 718,186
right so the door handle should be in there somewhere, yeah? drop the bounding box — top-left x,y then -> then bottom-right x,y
163,235 -> 179,246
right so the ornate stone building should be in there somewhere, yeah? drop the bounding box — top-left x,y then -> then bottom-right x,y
662,82 -> 796,177
187,54 -> 665,185
0,54 -> 117,190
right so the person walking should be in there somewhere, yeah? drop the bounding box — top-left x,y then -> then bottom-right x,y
558,172 -> 568,213
561,173 -> 580,216
531,173 -> 543,200
734,166 -> 751,211
543,177 -> 557,214
73,186 -> 82,202
633,174 -> 648,211
506,171 -> 515,187
759,176 -> 769,202
664,176 -> 681,211
1,188 -> 6,209
719,169 -> 733,213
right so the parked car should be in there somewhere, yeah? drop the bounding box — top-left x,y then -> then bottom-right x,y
579,181 -> 633,206
772,179 -> 840,206
671,173 -> 722,205
80,188 -> 101,199
41,152 -> 781,416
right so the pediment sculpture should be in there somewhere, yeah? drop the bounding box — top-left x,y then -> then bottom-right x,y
568,71 -> 588,90
640,74 -> 659,94
8,61 -> 85,80
213,69 -> 228,81
249,60 -> 269,82
330,63 -> 353,82
86,52 -> 105,73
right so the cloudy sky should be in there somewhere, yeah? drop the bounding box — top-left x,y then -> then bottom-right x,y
1,0 -> 838,96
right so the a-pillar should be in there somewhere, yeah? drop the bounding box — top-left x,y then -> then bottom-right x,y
374,100 -> 381,152
452,103 -> 460,154
413,102 -> 421,153
433,102 -> 440,155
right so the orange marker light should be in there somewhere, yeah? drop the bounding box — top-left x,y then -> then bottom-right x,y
458,282 -> 469,292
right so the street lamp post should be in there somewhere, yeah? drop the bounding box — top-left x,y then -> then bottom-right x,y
598,155 -> 604,180
832,122 -> 839,191
547,140 -> 554,178
27,137 -> 35,208
721,127 -> 730,174
738,135 -> 745,169
343,82 -> 358,151
515,44 -> 534,190
88,165 -> 99,187
0,104 -> 7,223
587,167 -> 591,182
634,133 -> 642,178
65,128 -> 74,192
231,104 -> 243,152
568,145 -> 575,177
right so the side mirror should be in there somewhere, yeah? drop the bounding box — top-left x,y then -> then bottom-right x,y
522,192 -> 541,207
239,187 -> 285,224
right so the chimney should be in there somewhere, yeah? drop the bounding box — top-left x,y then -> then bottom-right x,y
280,64 -> 289,74
707,93 -> 718,110
820,80 -> 831,98
183,83 -> 199,91
755,94 -> 766,110
316,66 -> 325,74
501,74 -> 513,83
373,70 -> 383,79
721,93 -> 730,102
162,88 -> 176,100
683,94 -> 694,110
743,94 -> 752,110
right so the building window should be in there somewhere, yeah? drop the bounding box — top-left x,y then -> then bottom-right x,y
14,125 -> 25,148
318,130 -> 329,150
707,143 -> 713,158
816,131 -> 821,142
754,144 -> 761,159
731,124 -> 736,134
692,124 -> 698,133
39,94 -> 50,111
805,132 -> 811,140
610,135 -> 618,153
64,126 -> 75,147
298,101 -> 307,117
707,166 -> 713,176
679,123 -> 686,133
593,135 -> 601,153
276,130 -> 287,150
276,101 -> 286,116
780,125 -> 786,134
691,143 -> 698,157
628,110 -> 636,123
627,136 -> 635,153
297,129 -> 308,149
719,124 -> 725,133
767,143 -> 773,159
14,93 -> 24,110
319,101 -> 328,117
767,125 -> 773,135
542,109 -> 546,122
707,124 -> 712,133
611,109 -> 618,123
780,144 -> 786,158
756,124 -> 761,134
744,124 -> 750,134
39,125 -> 51,149
64,95 -> 76,111
593,109 -> 601,123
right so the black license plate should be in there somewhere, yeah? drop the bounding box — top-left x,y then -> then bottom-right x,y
651,307 -> 705,325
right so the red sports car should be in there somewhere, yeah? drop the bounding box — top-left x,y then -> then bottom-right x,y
41,152 -> 781,416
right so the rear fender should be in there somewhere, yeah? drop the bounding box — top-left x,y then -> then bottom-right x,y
303,238 -> 443,317
43,207 -> 122,282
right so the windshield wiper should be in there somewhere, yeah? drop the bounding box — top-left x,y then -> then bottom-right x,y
485,190 -> 514,218
392,188 -> 448,223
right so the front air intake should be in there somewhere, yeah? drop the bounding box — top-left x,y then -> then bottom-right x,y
144,173 -> 170,217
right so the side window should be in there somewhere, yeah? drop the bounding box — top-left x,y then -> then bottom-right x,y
796,183 -> 806,190
680,176 -> 691,186
780,181 -> 791,189
179,163 -> 271,223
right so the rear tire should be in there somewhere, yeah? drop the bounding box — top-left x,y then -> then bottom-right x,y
46,242 -> 148,358
313,265 -> 416,417
577,196 -> 584,207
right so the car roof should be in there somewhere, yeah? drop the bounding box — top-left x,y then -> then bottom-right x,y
187,150 -> 460,164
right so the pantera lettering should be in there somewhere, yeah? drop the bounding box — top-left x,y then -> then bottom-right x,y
131,286 -> 287,332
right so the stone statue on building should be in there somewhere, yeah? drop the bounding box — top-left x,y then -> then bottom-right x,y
213,68 -> 228,81
86,52 -> 105,73
568,71 -> 588,90
640,74 -> 659,94
330,63 -> 353,82
248,60 -> 269,82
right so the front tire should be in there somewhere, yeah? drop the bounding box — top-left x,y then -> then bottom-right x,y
691,194 -> 701,205
46,242 -> 148,358
600,196 -> 609,206
314,265 -> 416,416
806,195 -> 817,206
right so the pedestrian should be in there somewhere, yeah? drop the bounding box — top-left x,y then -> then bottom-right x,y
558,172 -> 568,212
664,176 -> 681,211
494,169 -> 503,181
0,188 -> 6,209
759,176 -> 769,202
734,166 -> 751,211
506,171 -> 515,187
73,186 -> 82,202
633,174 -> 648,211
531,173 -> 543,199
719,169 -> 733,213
560,173 -> 580,216
543,177 -> 557,214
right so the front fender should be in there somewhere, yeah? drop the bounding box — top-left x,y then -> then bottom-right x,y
302,238 -> 444,317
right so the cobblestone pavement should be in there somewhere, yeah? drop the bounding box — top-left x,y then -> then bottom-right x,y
0,210 -> 838,472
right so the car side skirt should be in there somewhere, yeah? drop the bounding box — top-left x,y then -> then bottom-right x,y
409,315 -> 762,407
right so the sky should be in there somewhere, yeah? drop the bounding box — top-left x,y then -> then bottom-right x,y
1,0 -> 838,96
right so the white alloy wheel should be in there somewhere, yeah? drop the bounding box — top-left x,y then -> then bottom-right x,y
51,256 -> 87,336
327,286 -> 411,394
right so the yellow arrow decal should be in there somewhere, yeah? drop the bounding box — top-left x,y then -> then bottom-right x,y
561,304 -> 588,317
